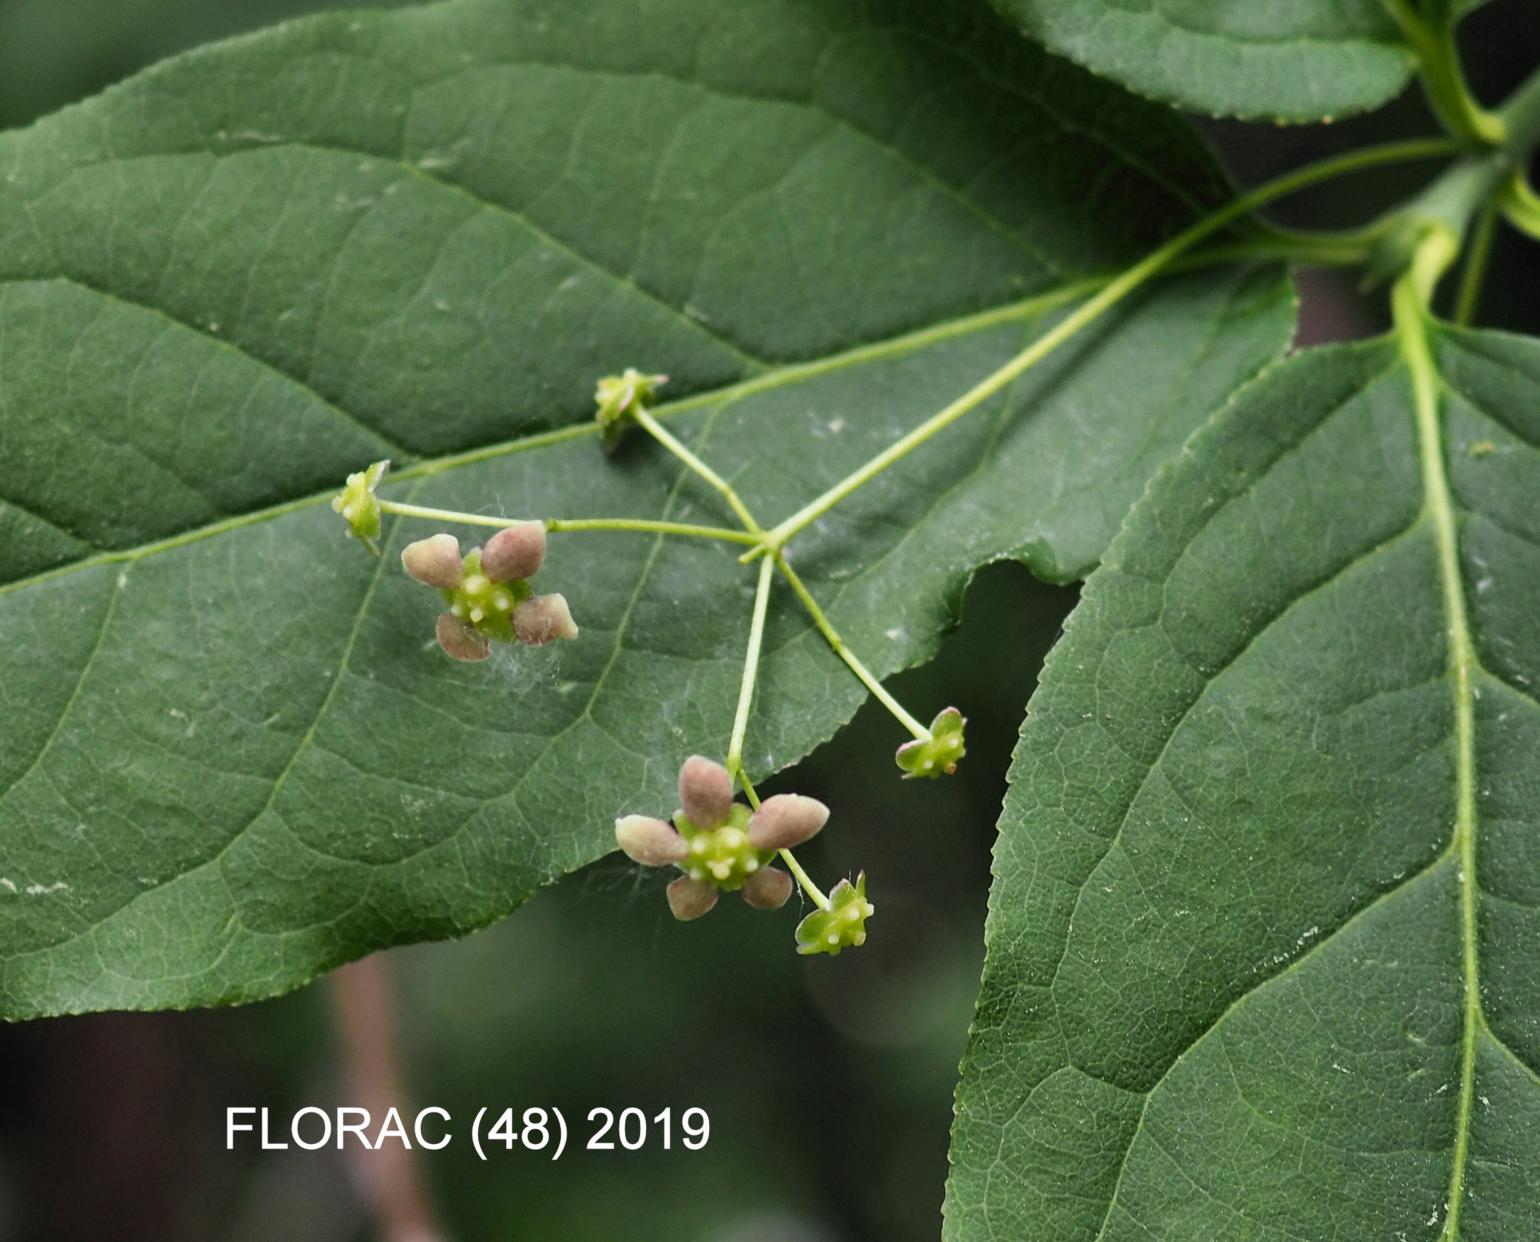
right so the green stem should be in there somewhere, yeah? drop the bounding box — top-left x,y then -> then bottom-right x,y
1499,172 -> 1540,242
734,767 -> 829,911
744,136 -> 1460,560
631,407 -> 767,537
378,499 -> 535,528
774,553 -> 930,741
1451,204 -> 1497,326
726,556 -> 776,775
1497,62 -> 1540,156
1225,221 -> 1388,267
1384,0 -> 1505,147
777,846 -> 831,911
377,500 -> 755,545
547,518 -> 758,545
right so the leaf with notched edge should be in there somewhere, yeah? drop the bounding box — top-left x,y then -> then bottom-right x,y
947,328 -> 1540,1240
0,0 -> 1292,1017
987,0 -> 1489,123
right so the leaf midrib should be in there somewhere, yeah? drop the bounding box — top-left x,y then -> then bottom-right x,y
1403,307 -> 1481,1241
0,278 -> 1099,600
1074,328 -> 1512,1240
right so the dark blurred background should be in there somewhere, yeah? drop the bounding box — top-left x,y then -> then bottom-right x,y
0,3 -> 1535,1240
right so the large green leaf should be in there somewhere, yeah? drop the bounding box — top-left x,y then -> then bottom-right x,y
0,0 -> 1292,1017
947,326 -> 1540,1238
987,0 -> 1482,122
0,0 -> 415,129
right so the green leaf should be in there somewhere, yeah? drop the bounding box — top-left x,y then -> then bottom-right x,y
986,0 -> 1483,122
0,0 -> 1292,1017
0,0 -> 415,129
946,325 -> 1540,1239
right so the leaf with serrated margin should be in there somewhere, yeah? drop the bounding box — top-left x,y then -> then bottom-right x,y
987,0 -> 1488,123
946,326 -> 1540,1240
0,0 -> 1292,1017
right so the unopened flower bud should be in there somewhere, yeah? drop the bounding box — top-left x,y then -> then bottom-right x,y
330,460 -> 389,551
594,368 -> 668,451
401,533 -> 464,589
678,755 -> 733,830
436,612 -> 491,662
615,815 -> 687,867
795,873 -> 874,956
741,866 -> 793,911
481,522 -> 546,582
895,706 -> 968,779
666,875 -> 719,921
514,593 -> 578,645
747,793 -> 829,851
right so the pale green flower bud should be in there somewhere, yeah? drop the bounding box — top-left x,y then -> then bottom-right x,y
747,793 -> 829,851
330,460 -> 389,552
615,815 -> 687,867
513,593 -> 578,645
481,521 -> 546,582
594,367 -> 668,451
895,707 -> 967,779
795,874 -> 874,956
401,534 -> 464,589
678,755 -> 733,831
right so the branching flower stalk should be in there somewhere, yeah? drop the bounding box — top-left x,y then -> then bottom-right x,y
328,120 -> 1519,957
380,499 -> 761,546
590,367 -> 956,764
739,137 -> 1461,563
723,559 -> 833,916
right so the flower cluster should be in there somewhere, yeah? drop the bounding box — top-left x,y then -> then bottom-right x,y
401,522 -> 577,661
615,756 -> 827,921
325,342 -> 961,963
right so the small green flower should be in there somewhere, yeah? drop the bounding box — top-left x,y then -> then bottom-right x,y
678,803 -> 765,891
330,460 -> 390,552
894,706 -> 967,779
795,873 -> 874,956
594,367 -> 668,451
